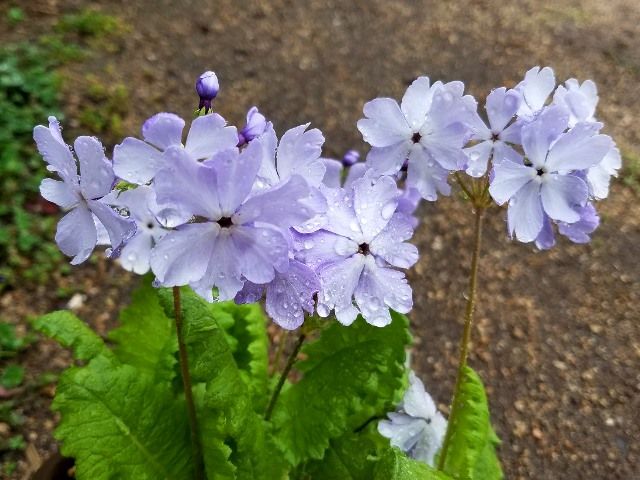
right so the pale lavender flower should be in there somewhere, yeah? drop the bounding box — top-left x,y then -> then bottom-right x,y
321,159 -> 420,224
234,259 -> 320,330
149,141 -> 316,302
321,158 -> 367,189
253,122 -> 326,189
357,77 -> 477,201
321,158 -> 343,188
515,66 -> 556,117
586,146 -> 621,200
490,106 -> 613,243
535,203 -> 600,250
251,123 -> 328,234
378,372 -> 447,467
557,203 -> 600,243
195,71 -> 219,113
113,112 -> 237,185
293,173 -> 417,327
464,87 -> 523,177
35,116 -> 135,264
553,78 -> 598,127
108,186 -> 173,274
238,106 -> 268,145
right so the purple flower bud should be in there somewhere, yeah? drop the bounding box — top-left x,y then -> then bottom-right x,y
238,106 -> 268,145
342,149 -> 360,167
195,71 -> 219,113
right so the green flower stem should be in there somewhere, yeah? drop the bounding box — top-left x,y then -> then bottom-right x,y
437,205 -> 485,470
173,287 -> 205,480
265,332 -> 306,421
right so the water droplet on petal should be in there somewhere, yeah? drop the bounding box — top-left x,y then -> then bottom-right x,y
381,201 -> 396,220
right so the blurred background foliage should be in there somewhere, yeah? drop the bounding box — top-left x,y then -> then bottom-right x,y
0,7 -> 129,291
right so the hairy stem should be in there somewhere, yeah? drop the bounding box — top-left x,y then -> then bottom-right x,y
437,206 -> 485,470
271,330 -> 290,375
173,287 -> 205,480
265,332 -> 306,421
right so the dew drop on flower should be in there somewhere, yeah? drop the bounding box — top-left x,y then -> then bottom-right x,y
381,201 -> 396,220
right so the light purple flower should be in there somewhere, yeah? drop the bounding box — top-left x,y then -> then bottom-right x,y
293,173 -> 417,327
586,146 -> 621,200
195,71 -> 219,113
113,112 -> 237,185
357,77 -> 477,201
463,87 -> 523,177
149,142 -> 316,302
553,78 -> 598,127
535,203 -> 600,250
378,371 -> 447,467
35,116 -> 135,264
557,203 -> 600,243
489,106 -> 613,243
515,66 -> 556,117
254,122 -> 326,189
235,259 -> 320,330
238,106 -> 268,145
108,186 -> 173,274
321,158 -> 367,189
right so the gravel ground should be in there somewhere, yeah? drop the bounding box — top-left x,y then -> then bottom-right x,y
2,1 -> 639,478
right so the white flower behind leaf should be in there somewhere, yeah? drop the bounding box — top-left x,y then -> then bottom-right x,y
378,371 -> 447,467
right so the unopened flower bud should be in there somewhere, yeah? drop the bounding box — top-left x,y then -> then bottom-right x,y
195,71 -> 219,113
238,106 -> 268,145
342,149 -> 360,167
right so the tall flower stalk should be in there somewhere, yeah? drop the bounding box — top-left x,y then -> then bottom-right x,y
173,287 -> 205,480
437,175 -> 489,469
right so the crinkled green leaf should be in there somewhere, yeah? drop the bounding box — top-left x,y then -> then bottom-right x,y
218,302 -> 269,409
374,448 -> 452,480
109,276 -> 176,382
33,310 -> 111,361
472,426 -> 503,480
193,385 -> 237,480
301,426 -> 382,479
53,354 -> 193,480
441,366 -> 502,480
272,312 -> 411,465
159,288 -> 287,480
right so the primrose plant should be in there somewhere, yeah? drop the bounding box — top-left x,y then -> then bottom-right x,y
33,66 -> 619,480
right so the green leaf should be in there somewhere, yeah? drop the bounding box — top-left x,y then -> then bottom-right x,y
158,288 -> 287,480
109,276 -> 176,382
301,427 -> 382,479
33,310 -> 111,361
218,302 -> 269,409
0,365 -> 24,388
472,427 -> 503,480
374,448 -> 452,480
53,354 -> 193,480
441,366 -> 502,480
271,312 -> 411,465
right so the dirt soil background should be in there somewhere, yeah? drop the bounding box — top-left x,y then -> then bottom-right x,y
1,0 -> 639,479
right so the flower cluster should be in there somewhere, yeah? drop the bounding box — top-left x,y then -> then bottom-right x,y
357,67 -> 620,249
483,67 -> 619,248
35,67 -> 619,331
35,76 -> 420,330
